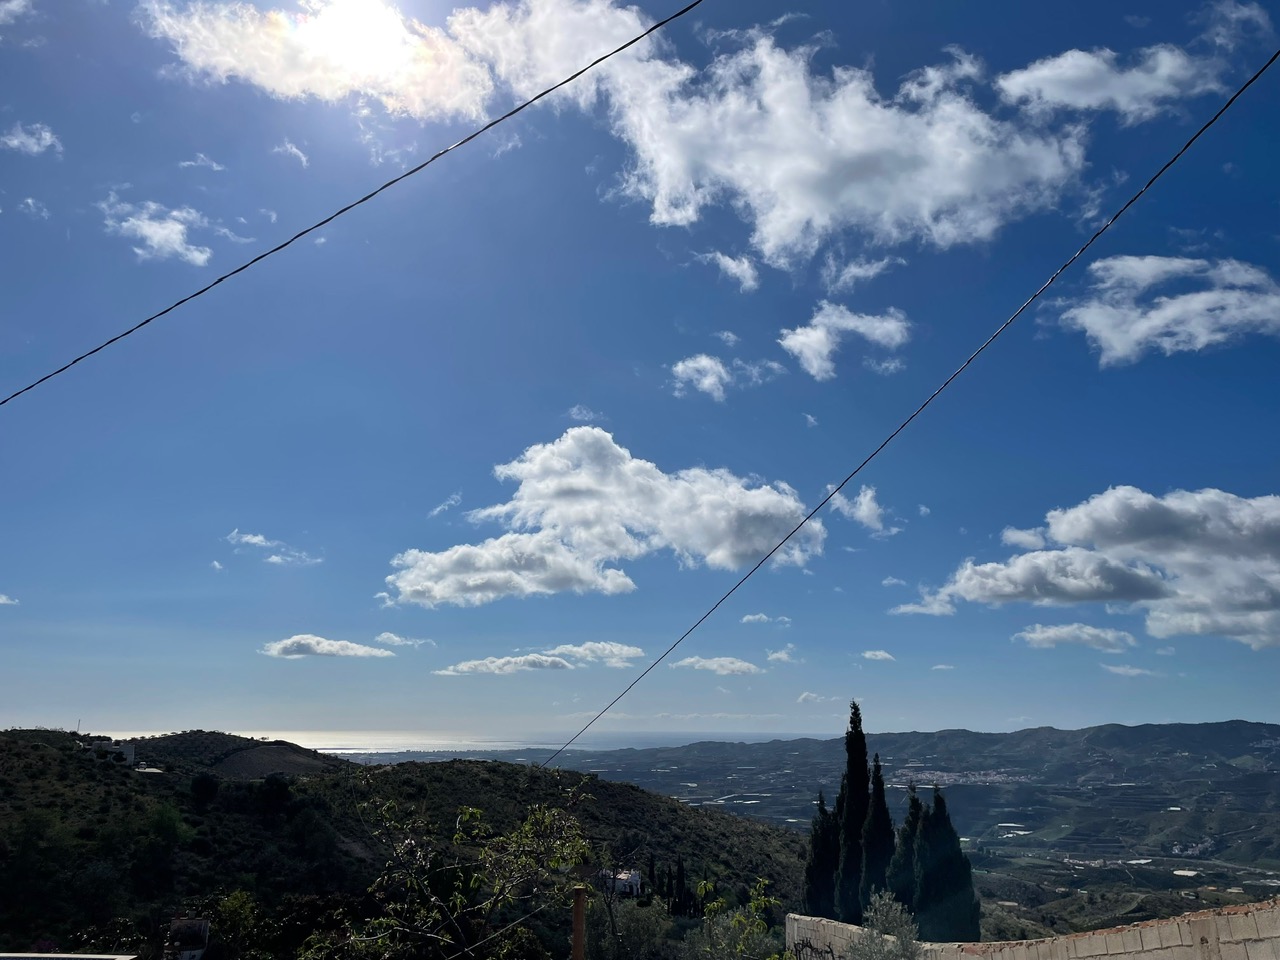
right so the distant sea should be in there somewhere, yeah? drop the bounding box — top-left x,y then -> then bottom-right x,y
103,730 -> 828,755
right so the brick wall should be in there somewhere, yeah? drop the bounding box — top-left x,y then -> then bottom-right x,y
787,898 -> 1280,960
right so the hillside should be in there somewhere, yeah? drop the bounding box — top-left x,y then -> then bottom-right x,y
0,728 -> 803,955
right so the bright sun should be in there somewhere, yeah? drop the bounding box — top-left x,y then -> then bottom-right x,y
291,0 -> 418,78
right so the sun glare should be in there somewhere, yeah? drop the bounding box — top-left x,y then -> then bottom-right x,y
292,0 -> 418,79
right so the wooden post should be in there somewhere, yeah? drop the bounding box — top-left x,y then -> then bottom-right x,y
572,885 -> 587,960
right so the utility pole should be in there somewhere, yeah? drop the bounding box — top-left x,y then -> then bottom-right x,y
572,886 -> 587,960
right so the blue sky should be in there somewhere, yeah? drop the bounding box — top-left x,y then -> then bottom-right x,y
2,0 -> 1278,743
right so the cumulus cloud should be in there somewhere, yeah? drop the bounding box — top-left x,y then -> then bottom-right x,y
766,643 -> 797,662
701,251 -> 759,292
1,121 -> 61,156
386,427 -> 823,608
997,45 -> 1222,123
1058,255 -> 1280,365
897,485 -> 1280,649
429,492 -> 462,518
1002,526 -> 1047,549
1014,622 -> 1137,653
0,594 -> 18,605
272,138 -> 310,167
830,485 -> 899,537
143,0 -> 494,122
543,640 -> 645,667
670,354 -> 785,401
179,152 -> 226,171
97,192 -> 213,266
567,404 -> 605,422
18,197 -> 49,220
261,634 -> 395,658
821,255 -> 904,294
862,649 -> 895,661
780,302 -> 910,381
741,613 -> 791,626
225,528 -> 322,567
434,653 -> 573,675
1101,663 -> 1159,677
672,655 -> 763,676
374,631 -> 433,647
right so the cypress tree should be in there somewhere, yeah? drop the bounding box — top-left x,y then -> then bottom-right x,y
886,784 -> 923,911
914,788 -> 980,942
859,753 -> 895,910
803,790 -> 839,919
834,700 -> 870,924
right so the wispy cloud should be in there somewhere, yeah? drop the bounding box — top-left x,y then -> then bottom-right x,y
821,255 -> 904,293
272,138 -> 309,168
434,653 -> 573,676
97,192 -> 212,266
931,664 -> 955,671
741,613 -> 791,626
211,561 -> 223,572
1101,663 -> 1160,677
1,121 -> 61,156
797,691 -> 835,703
0,594 -> 19,605
374,631 -> 434,647
566,404 -> 605,422
17,197 -> 49,219
429,492 -> 462,518
881,576 -> 906,588
862,649 -> 896,661
261,634 -> 395,659
178,152 -> 226,171
0,0 -> 34,27
714,331 -> 740,348
700,251 -> 760,292
1015,623 -> 1137,653
670,354 -> 785,402
672,656 -> 763,676
804,413 -> 818,428
225,528 -> 321,567
780,302 -> 910,381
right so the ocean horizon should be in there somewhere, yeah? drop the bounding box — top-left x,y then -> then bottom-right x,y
99,729 -> 833,755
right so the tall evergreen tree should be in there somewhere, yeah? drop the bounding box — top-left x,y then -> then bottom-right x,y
834,700 -> 870,924
886,784 -> 923,911
803,790 -> 839,919
860,753 -> 895,910
914,788 -> 980,943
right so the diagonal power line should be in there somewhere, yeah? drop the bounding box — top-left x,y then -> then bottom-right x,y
538,46 -> 1280,769
0,0 -> 708,410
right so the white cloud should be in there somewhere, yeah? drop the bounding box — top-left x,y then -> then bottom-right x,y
0,0 -> 33,27
260,208 -> 278,223
714,331 -> 740,348
272,138 -> 310,167
97,191 -> 213,266
804,413 -> 818,428
567,404 -> 605,422
671,354 -> 785,401
830,485 -> 899,536
387,427 -> 823,608
1101,663 -> 1159,677
797,691 -> 833,703
1156,645 -> 1176,656
543,640 -> 645,667
261,634 -> 396,658
143,0 -> 493,122
897,485 -> 1280,650
1203,0 -> 1273,50
767,643 -> 796,662
1,121 -> 61,156
211,560 -> 223,572
741,613 -> 790,626
701,251 -> 759,292
1058,255 -> 1280,365
931,663 -> 955,670
862,650 -> 895,661
0,594 -> 18,605
672,656 -> 763,676
429,492 -> 462,518
434,653 -> 573,675
1014,622 -> 1138,653
918,505 -> 931,517
780,302 -> 910,381
881,577 -> 906,587
821,255 -> 903,293
1002,526 -> 1047,550
997,45 -> 1222,124
225,528 -> 321,567
374,631 -> 434,647
178,152 -> 226,171
863,357 -> 905,376
18,197 -> 49,220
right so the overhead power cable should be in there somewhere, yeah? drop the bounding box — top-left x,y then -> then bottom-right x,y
538,46 -> 1280,769
0,0 -> 708,410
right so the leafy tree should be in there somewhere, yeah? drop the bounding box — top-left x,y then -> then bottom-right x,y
684,878 -> 785,960
860,754 -> 895,911
886,785 -> 923,911
802,791 -> 839,919
843,890 -> 921,960
834,700 -> 869,924
913,789 -> 979,943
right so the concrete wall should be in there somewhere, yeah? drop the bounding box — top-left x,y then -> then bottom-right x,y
787,898 -> 1280,960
